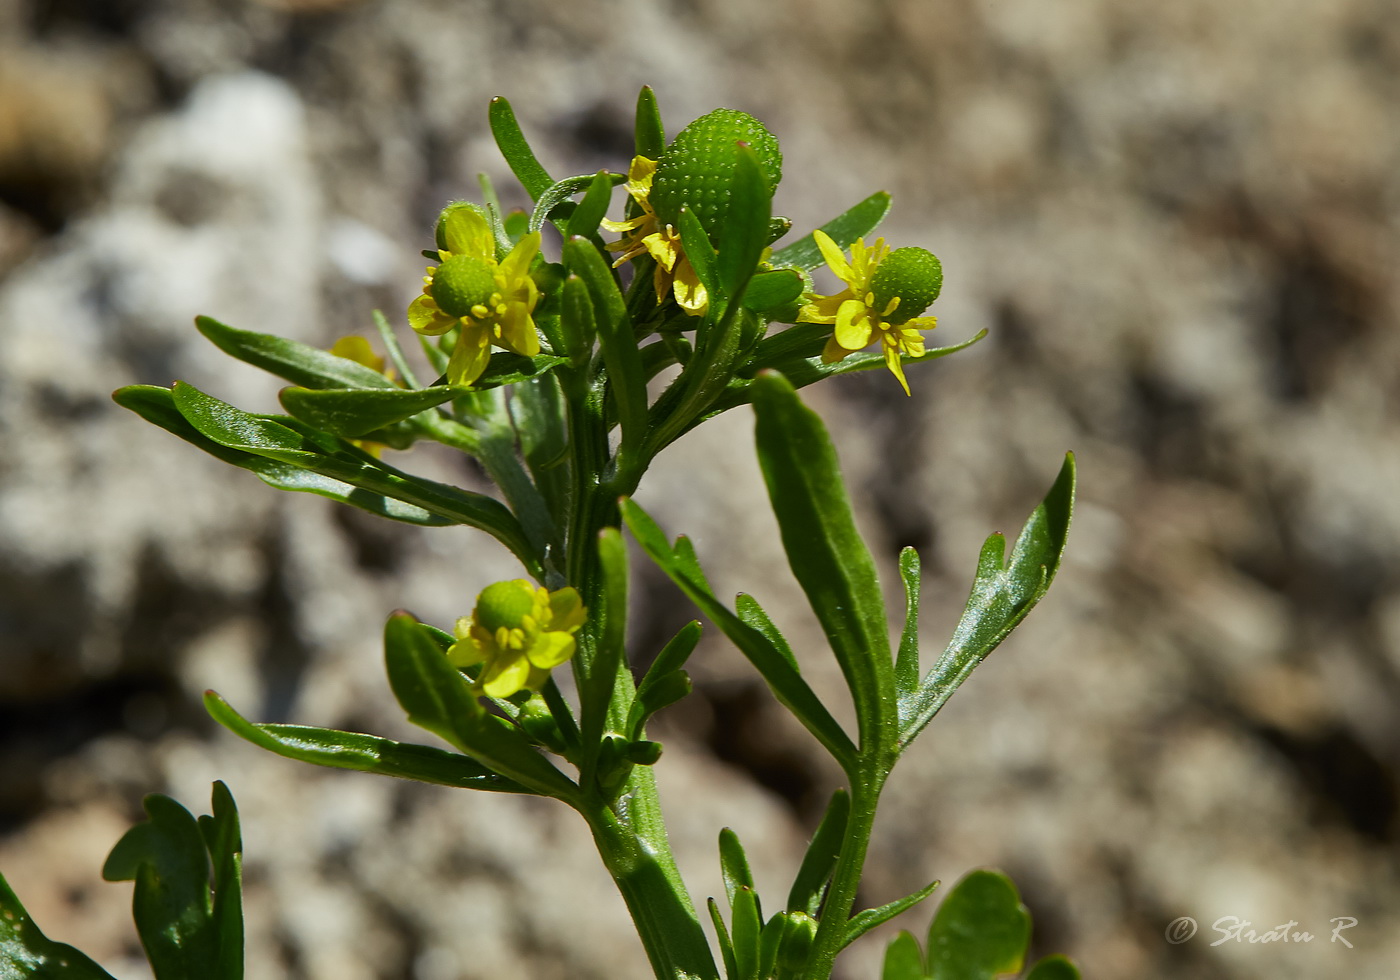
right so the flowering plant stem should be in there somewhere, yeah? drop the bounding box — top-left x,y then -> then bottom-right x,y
0,88 -> 1082,980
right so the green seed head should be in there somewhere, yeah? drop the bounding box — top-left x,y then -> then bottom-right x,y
650,108 -> 782,242
474,580 -> 536,633
869,247 -> 943,323
431,255 -> 498,318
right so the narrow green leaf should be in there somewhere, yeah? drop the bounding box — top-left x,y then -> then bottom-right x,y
787,788 -> 850,917
716,144 -> 771,302
564,238 -> 647,461
371,309 -> 422,389
488,96 -> 553,201
195,315 -> 396,389
621,498 -> 858,773
382,613 -> 579,802
626,621 -> 700,738
881,931 -> 926,980
736,594 -> 798,670
1025,955 -> 1081,980
757,914 -> 786,980
168,382 -> 540,573
204,691 -> 531,793
641,620 -> 702,685
770,191 -> 892,271
279,385 -> 459,438
753,330 -> 986,390
0,874 -> 118,979
117,385 -> 453,527
678,208 -> 722,304
845,879 -> 940,949
709,897 -> 738,980
900,454 -> 1075,748
532,172 -> 624,234
560,274 -> 598,364
565,171 -> 621,239
197,782 -> 243,980
751,372 -> 893,746
719,828 -> 757,914
634,85 -> 664,159
472,351 -> 570,389
102,795 -> 216,979
895,547 -> 922,695
742,269 -> 804,313
730,887 -> 763,980
925,870 -> 1030,980
584,527 -> 629,751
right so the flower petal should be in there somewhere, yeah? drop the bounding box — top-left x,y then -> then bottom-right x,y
883,338 -> 912,396
548,588 -> 586,631
526,631 -> 576,669
833,299 -> 873,350
408,295 -> 455,336
446,324 -> 493,386
813,230 -> 854,285
442,207 -> 494,259
672,258 -> 709,315
481,654 -> 532,698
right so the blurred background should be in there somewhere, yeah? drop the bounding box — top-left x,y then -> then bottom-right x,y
2,0 -> 1398,977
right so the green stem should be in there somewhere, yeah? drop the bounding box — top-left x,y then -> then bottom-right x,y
803,770 -> 888,980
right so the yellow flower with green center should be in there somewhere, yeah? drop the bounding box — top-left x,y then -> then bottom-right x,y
408,205 -> 542,386
797,230 -> 942,396
447,579 -> 587,699
602,155 -> 708,316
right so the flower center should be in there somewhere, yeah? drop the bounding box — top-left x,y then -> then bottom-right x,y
432,255 -> 499,319
869,247 -> 943,324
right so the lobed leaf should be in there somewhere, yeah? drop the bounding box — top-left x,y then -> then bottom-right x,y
899,454 -> 1075,748
925,870 -> 1030,980
204,692 -> 531,793
844,880 -> 940,949
0,874 -> 118,979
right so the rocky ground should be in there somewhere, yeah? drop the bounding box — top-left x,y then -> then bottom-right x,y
2,1 -> 1399,978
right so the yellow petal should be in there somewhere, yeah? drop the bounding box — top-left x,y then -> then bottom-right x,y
408,295 -> 455,336
496,304 -> 541,356
500,231 -> 541,279
673,258 -> 709,315
481,654 -> 532,698
813,230 -> 854,285
820,334 -> 850,364
833,299 -> 873,350
447,324 -> 493,386
642,231 -> 678,272
446,638 -> 484,668
526,631 -> 576,669
883,339 -> 912,396
441,207 -> 495,259
548,588 -> 586,631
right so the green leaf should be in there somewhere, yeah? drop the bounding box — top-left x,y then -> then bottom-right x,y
473,351 -> 570,389
735,594 -> 798,670
678,208 -> 722,305
900,454 -> 1075,748
742,269 -> 804,313
532,172 -> 624,234
565,171 -> 622,240
195,315 -> 396,390
382,612 -> 579,803
926,871 -> 1030,980
730,887 -> 763,980
371,309 -> 422,388
845,880 -> 940,949
584,527 -> 629,753
716,144 -> 771,303
719,828 -> 757,915
882,931 -> 926,980
709,897 -> 738,980
895,547 -> 922,695
786,788 -> 850,917
204,691 -> 531,793
114,385 -> 456,528
0,874 -> 118,979
198,782 -> 243,980
488,96 -> 554,201
627,620 -> 701,738
560,274 -> 598,364
1024,955 -> 1081,980
168,382 -> 541,575
634,85 -> 665,159
101,791 -> 232,980
751,372 -> 893,747
564,238 -> 646,462
770,191 -> 892,271
621,498 -> 858,773
279,385 -> 459,439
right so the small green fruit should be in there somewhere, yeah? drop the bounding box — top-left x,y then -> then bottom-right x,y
650,108 -> 782,242
431,255 -> 497,318
869,247 -> 942,323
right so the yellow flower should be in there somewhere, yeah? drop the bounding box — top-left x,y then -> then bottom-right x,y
797,231 -> 941,396
602,156 -> 708,316
447,579 -> 587,699
408,206 -> 542,386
